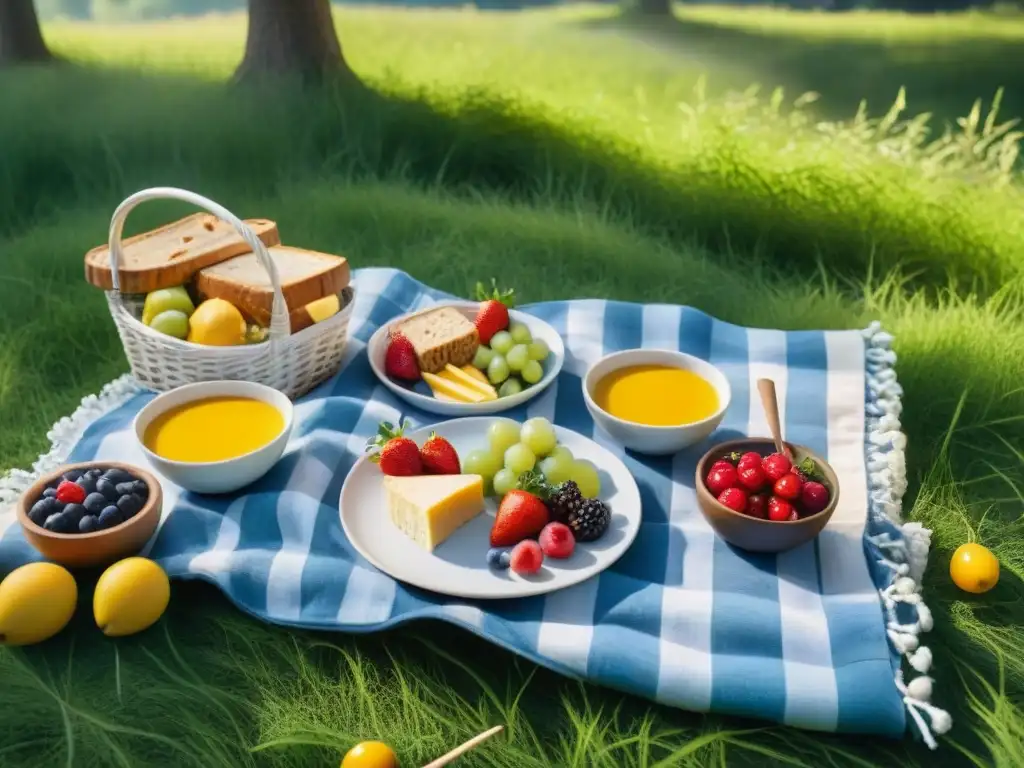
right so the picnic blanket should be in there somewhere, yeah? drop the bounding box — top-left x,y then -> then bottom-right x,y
0,268 -> 948,746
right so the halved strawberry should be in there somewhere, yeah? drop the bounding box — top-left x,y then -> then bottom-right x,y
365,419 -> 422,476
474,279 -> 515,344
420,432 -> 460,475
385,333 -> 420,381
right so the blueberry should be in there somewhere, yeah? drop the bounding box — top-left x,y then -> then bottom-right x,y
29,497 -> 61,526
79,515 -> 100,534
83,492 -> 108,515
42,487 -> 58,499
76,474 -> 97,494
62,469 -> 83,482
104,468 -> 133,484
98,506 -> 123,529
499,551 -> 512,568
95,477 -> 119,502
86,468 -> 104,478
115,481 -> 136,496
62,503 -> 86,524
44,512 -> 75,533
116,493 -> 143,519
486,547 -> 510,569
131,479 -> 149,500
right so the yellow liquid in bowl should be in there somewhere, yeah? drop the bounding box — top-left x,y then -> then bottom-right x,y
593,364 -> 719,427
143,396 -> 285,463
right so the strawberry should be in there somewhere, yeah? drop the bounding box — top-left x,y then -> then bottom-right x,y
737,463 -> 767,492
768,496 -> 796,522
746,493 -> 769,519
490,488 -> 550,547
736,451 -> 763,472
705,464 -> 738,496
55,480 -> 86,505
762,452 -> 792,482
800,481 -> 830,514
420,432 -> 460,475
365,419 -> 422,476
473,278 -> 515,344
717,487 -> 747,513
384,333 -> 420,381
773,473 -> 803,501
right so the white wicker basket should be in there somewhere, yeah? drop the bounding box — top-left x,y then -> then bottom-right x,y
104,187 -> 355,400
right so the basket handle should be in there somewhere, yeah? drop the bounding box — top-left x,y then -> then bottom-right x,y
107,187 -> 290,341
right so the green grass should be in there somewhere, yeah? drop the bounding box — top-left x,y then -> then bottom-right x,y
2,5 -> 1024,766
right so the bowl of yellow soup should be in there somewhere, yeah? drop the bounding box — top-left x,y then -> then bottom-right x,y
134,380 -> 293,494
582,349 -> 731,455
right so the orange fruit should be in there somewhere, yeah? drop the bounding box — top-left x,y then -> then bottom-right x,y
950,542 -> 1000,594
340,740 -> 398,768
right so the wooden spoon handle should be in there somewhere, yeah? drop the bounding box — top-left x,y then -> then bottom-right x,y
757,378 -> 789,458
422,725 -> 504,768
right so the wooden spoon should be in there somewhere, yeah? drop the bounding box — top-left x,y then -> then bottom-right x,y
757,378 -> 791,460
422,725 -> 504,767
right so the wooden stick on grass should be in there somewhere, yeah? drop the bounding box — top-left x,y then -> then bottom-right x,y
422,725 -> 504,768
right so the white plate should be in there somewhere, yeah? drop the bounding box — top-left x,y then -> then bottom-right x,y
339,417 -> 642,600
367,300 -> 565,416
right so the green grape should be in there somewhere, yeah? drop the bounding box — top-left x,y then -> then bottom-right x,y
504,443 -> 536,475
492,468 -> 518,497
487,354 -> 510,385
498,378 -> 523,398
528,339 -> 550,361
142,286 -> 194,326
521,360 -> 543,385
571,459 -> 601,498
472,345 -> 495,370
149,309 -> 190,339
463,448 -> 503,481
509,322 -> 533,345
506,344 -> 530,372
520,417 -> 557,456
490,330 -> 514,355
487,420 -> 521,456
550,445 -> 574,465
539,453 -> 573,486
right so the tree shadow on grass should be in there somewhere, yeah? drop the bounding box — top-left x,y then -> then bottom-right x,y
575,10 -> 1024,126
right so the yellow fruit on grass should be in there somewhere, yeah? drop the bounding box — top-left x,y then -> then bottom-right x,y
950,543 -> 1000,594
341,741 -> 398,768
0,562 -> 77,646
187,298 -> 247,346
93,557 -> 170,637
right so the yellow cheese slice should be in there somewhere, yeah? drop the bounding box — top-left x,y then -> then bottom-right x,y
461,365 -> 491,386
383,474 -> 484,551
441,364 -> 498,399
422,371 -> 489,403
305,294 -> 341,324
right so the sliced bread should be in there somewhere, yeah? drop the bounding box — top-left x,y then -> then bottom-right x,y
391,306 -> 479,374
84,213 -> 280,294
194,246 -> 350,328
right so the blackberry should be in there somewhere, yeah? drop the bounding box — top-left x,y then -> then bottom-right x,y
547,480 -> 583,524
567,498 -> 611,542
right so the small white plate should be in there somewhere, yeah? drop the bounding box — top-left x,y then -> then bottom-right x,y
339,417 -> 642,600
367,301 -> 565,416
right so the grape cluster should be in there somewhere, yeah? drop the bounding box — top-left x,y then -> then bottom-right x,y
471,322 -> 551,398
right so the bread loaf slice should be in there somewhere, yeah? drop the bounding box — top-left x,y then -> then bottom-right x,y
84,214 -> 280,294
194,246 -> 350,328
392,306 -> 480,374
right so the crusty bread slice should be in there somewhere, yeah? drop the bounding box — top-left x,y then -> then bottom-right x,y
391,306 -> 479,374
84,213 -> 280,294
194,246 -> 350,328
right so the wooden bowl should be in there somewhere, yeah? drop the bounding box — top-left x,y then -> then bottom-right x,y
16,462 -> 163,569
695,439 -> 839,553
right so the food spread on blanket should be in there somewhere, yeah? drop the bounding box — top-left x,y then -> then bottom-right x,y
704,449 -> 832,521
340,740 -> 398,768
949,542 -> 1000,594
364,417 -> 612,577
383,280 -> 553,403
27,465 -> 150,535
84,214 -> 350,344
0,556 -> 169,646
593,363 -> 720,426
142,395 -> 286,463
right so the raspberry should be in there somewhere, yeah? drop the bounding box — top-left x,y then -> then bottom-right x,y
538,522 -> 575,559
55,480 -> 86,505
509,540 -> 544,575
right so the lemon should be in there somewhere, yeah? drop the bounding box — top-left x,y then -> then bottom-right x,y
93,557 -> 171,637
0,562 -> 78,646
341,741 -> 398,768
187,298 -> 247,346
950,542 -> 1000,594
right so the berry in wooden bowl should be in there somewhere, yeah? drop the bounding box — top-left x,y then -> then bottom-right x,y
16,462 -> 162,569
695,439 -> 839,553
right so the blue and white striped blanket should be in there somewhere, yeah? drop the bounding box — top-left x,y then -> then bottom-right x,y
0,268 -> 942,741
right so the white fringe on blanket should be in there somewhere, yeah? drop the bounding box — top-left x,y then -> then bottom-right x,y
862,321 -> 951,749
0,328 -> 950,747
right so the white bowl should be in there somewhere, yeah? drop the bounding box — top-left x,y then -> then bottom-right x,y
133,380 -> 294,495
367,300 -> 565,416
582,349 -> 731,455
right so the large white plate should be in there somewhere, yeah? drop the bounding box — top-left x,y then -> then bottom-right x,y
367,300 -> 565,416
339,417 -> 642,600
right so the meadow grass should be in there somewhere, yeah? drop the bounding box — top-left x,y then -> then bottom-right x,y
1,5 -> 1023,766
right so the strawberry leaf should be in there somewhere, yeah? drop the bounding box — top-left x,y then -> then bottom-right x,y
474,278 -> 516,308
515,469 -> 552,500
796,457 -> 821,481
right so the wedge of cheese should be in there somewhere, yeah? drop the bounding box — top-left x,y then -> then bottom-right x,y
383,474 -> 485,551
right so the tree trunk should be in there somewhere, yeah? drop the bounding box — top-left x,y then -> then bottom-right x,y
234,0 -> 355,84
0,0 -> 53,66
637,0 -> 671,14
